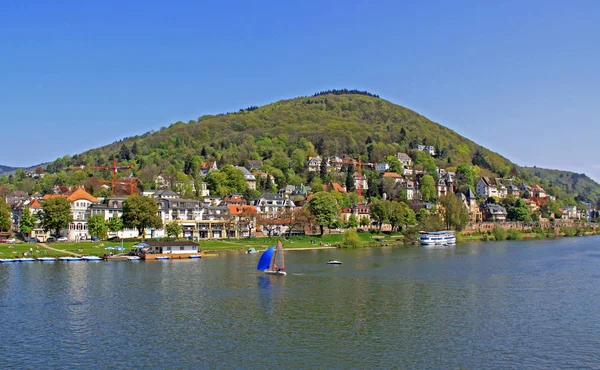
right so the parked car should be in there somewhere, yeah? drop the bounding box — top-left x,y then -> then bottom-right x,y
7,238 -> 16,243
26,237 -> 41,243
57,237 -> 68,242
46,237 -> 56,243
0,238 -> 8,243
91,236 -> 99,241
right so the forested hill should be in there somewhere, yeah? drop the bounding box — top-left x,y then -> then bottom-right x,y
48,91 -> 514,174
30,90 -> 598,203
520,167 -> 600,203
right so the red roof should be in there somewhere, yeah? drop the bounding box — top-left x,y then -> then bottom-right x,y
66,187 -> 99,203
29,199 -> 42,208
227,205 -> 257,215
383,172 -> 402,179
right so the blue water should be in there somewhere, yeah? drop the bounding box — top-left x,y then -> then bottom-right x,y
1,236 -> 600,369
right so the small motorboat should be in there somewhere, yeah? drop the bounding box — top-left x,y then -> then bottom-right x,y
155,256 -> 169,260
0,258 -> 16,263
15,258 -> 35,262
189,255 -> 201,259
126,256 -> 141,261
81,256 -> 103,261
59,256 -> 82,262
247,248 -> 259,254
327,260 -> 343,265
37,257 -> 57,262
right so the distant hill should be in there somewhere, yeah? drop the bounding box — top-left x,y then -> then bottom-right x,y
520,167 -> 600,203
0,165 -> 17,175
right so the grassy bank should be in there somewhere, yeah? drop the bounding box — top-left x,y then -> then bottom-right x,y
0,241 -> 139,258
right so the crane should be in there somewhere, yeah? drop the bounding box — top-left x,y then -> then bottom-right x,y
67,159 -> 136,195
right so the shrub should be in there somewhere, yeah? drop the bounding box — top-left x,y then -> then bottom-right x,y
342,229 -> 361,248
562,227 -> 577,237
506,229 -> 522,240
493,227 -> 507,241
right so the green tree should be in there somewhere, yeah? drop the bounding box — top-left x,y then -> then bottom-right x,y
40,197 -> 72,236
439,194 -> 470,231
165,222 -> 183,238
122,195 -> 163,239
388,201 -> 414,231
455,163 -> 474,194
172,172 -> 194,198
420,174 -> 436,202
307,192 -> 340,236
19,206 -> 36,237
347,214 -> 358,228
107,214 -> 124,236
0,198 -> 11,232
385,155 -> 403,173
370,199 -> 391,229
88,214 -> 108,239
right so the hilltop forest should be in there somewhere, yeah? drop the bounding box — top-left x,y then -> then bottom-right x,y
1,90 -> 599,205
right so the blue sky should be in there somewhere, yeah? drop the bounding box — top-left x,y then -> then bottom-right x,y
1,1 -> 599,180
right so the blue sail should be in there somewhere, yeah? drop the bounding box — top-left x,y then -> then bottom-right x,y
257,246 -> 276,271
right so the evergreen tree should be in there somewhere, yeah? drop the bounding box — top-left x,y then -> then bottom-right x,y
345,170 -> 354,192
319,157 -> 328,180
119,144 -> 131,161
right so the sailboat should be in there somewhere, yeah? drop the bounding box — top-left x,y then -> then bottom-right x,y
257,240 -> 286,276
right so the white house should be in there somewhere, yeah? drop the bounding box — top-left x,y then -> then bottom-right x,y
396,152 -> 413,168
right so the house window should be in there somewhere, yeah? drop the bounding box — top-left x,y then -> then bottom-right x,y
167,247 -> 171,251
180,247 -> 184,251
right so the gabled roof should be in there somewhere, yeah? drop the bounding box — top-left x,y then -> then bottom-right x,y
29,198 -> 42,208
465,188 -> 477,200
66,187 -> 99,203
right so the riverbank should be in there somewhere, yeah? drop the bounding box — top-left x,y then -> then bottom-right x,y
2,227 -> 598,258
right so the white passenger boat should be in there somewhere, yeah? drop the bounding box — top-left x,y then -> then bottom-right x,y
419,231 -> 456,246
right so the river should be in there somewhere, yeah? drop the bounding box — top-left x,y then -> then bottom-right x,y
1,236 -> 599,369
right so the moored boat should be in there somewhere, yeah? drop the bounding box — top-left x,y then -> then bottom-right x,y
155,256 -> 169,260
0,258 -> 16,263
37,257 -> 57,262
126,256 -> 141,261
59,256 -> 83,261
247,247 -> 259,254
81,256 -> 103,261
189,255 -> 201,259
327,260 -> 343,264
15,258 -> 35,262
419,231 -> 456,246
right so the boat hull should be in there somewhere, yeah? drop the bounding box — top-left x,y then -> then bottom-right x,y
265,270 -> 287,276
327,261 -> 343,265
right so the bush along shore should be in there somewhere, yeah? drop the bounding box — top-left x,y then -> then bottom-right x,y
457,224 -> 600,242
